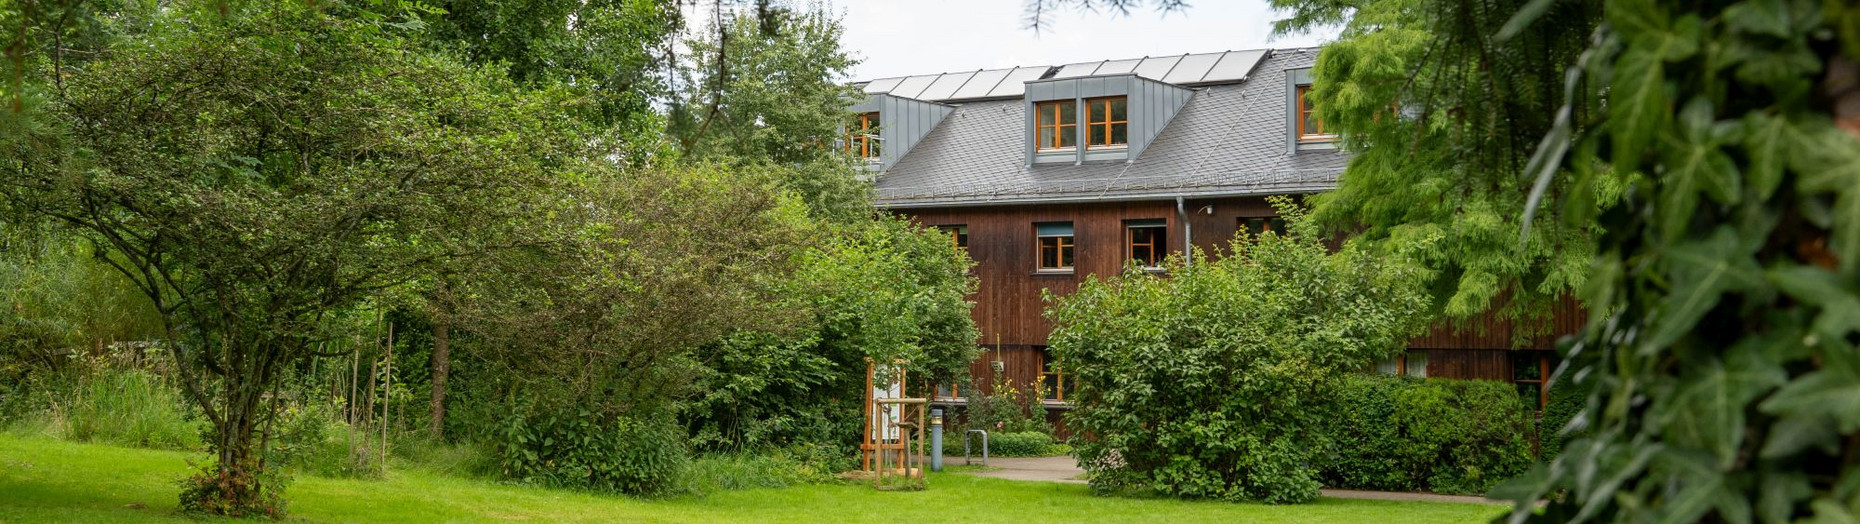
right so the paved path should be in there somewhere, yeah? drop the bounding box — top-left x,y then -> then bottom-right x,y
950,455 -> 1503,505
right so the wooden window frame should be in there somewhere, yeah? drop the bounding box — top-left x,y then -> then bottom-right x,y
1295,85 -> 1334,142
1041,353 -> 1066,402
1240,216 -> 1288,237
848,112 -> 880,159
1126,221 -> 1165,269
1034,100 -> 1078,151
1036,223 -> 1075,272
1512,351 -> 1551,411
1085,96 -> 1129,150
936,225 -> 969,251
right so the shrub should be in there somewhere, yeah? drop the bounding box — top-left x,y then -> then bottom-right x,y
940,430 -> 1068,458
1046,199 -> 1430,504
270,399 -> 381,479
1323,374 -> 1535,495
497,409 -> 688,496
1535,377 -> 1589,461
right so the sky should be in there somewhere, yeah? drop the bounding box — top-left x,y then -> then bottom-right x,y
832,1 -> 1339,81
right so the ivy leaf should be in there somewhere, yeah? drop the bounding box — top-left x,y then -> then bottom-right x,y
1642,227 -> 1764,352
1789,122 -> 1860,274
1724,0 -> 1792,37
1661,340 -> 1787,467
1768,266 -> 1860,337
1611,46 -> 1670,176
1759,341 -> 1860,432
1659,99 -> 1741,241
1741,112 -> 1789,201
1648,449 -> 1726,524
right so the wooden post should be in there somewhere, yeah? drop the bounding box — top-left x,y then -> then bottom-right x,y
381,321 -> 393,467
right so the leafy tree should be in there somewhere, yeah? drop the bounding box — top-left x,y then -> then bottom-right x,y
1269,0 -> 1609,335
0,4 -> 582,514
667,6 -> 872,222
685,216 -> 979,450
1047,201 -> 1430,503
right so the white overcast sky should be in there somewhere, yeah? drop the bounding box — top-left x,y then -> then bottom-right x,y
831,1 -> 1339,81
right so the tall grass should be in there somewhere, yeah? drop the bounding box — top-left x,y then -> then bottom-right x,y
56,367 -> 204,450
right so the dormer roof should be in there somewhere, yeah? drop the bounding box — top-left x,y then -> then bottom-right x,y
869,47 -> 1346,208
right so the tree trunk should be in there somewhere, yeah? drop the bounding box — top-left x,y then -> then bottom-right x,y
429,318 -> 449,440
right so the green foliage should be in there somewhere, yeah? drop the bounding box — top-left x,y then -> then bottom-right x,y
1274,0 -> 1609,336
1534,375 -> 1589,461
678,443 -> 851,496
46,366 -> 204,451
1047,200 -> 1431,504
269,399 -> 381,480
0,227 -> 165,374
958,373 -> 1053,436
941,430 -> 1069,458
497,408 -> 689,496
1324,375 -> 1535,495
685,216 -> 977,451
1447,0 -> 1860,521
1,2 -> 587,514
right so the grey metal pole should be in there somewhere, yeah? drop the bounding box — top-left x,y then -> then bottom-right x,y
930,408 -> 944,472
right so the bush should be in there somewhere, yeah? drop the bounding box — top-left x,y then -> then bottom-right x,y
1046,199 -> 1430,504
497,409 -> 688,496
1535,377 -> 1589,461
270,399 -> 381,479
1323,374 -> 1535,495
940,430 -> 1068,458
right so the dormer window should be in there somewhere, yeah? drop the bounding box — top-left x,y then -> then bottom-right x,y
1035,101 -> 1078,151
1086,97 -> 1128,149
848,112 -> 881,159
1295,85 -> 1333,142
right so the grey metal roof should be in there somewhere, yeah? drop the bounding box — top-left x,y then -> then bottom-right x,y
873,48 -> 1346,207
859,49 -> 1269,103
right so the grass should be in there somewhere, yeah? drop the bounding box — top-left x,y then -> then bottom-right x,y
0,435 -> 1507,523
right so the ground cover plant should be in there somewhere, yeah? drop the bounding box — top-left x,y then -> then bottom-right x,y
0,434 -> 1506,524
1047,201 -> 1433,503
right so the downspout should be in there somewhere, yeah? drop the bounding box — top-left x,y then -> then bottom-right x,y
1176,196 -> 1192,269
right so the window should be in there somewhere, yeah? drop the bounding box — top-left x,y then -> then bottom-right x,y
1085,97 -> 1128,149
1512,350 -> 1552,411
936,225 -> 968,251
1374,351 -> 1428,378
848,112 -> 880,159
1041,351 -> 1066,402
1126,219 -> 1166,269
1241,217 -> 1288,237
1035,100 -> 1078,151
1035,222 -> 1074,271
1296,85 -> 1332,142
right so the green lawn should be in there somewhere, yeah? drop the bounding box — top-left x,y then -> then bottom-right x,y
0,435 -> 1504,523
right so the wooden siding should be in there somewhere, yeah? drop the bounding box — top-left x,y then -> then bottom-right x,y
896,197 -> 1583,386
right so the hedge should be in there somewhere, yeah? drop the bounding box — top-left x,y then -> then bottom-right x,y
1322,374 -> 1536,495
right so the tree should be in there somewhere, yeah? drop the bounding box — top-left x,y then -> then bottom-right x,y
0,4 -> 582,514
667,6 -> 873,222
1046,201 -> 1431,503
1269,0 -> 1608,335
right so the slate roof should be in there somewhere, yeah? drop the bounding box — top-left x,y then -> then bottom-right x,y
873,48 -> 1347,208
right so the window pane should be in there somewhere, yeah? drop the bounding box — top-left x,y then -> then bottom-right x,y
1039,103 -> 1055,126
1059,125 -> 1077,148
1089,100 -> 1107,123
1406,351 -> 1428,378
1059,101 -> 1077,124
1110,122 -> 1128,145
1303,111 -> 1323,136
868,113 -> 880,129
1039,127 -> 1055,149
1111,98 -> 1126,121
1511,352 -> 1542,381
1060,241 -> 1073,267
1039,237 -> 1057,268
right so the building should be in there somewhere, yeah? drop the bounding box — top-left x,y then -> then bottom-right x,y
851,48 -> 1579,428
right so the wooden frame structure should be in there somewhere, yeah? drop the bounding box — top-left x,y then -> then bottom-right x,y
861,359 -> 927,490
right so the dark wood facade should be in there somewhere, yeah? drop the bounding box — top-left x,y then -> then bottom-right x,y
896,196 -> 1582,399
